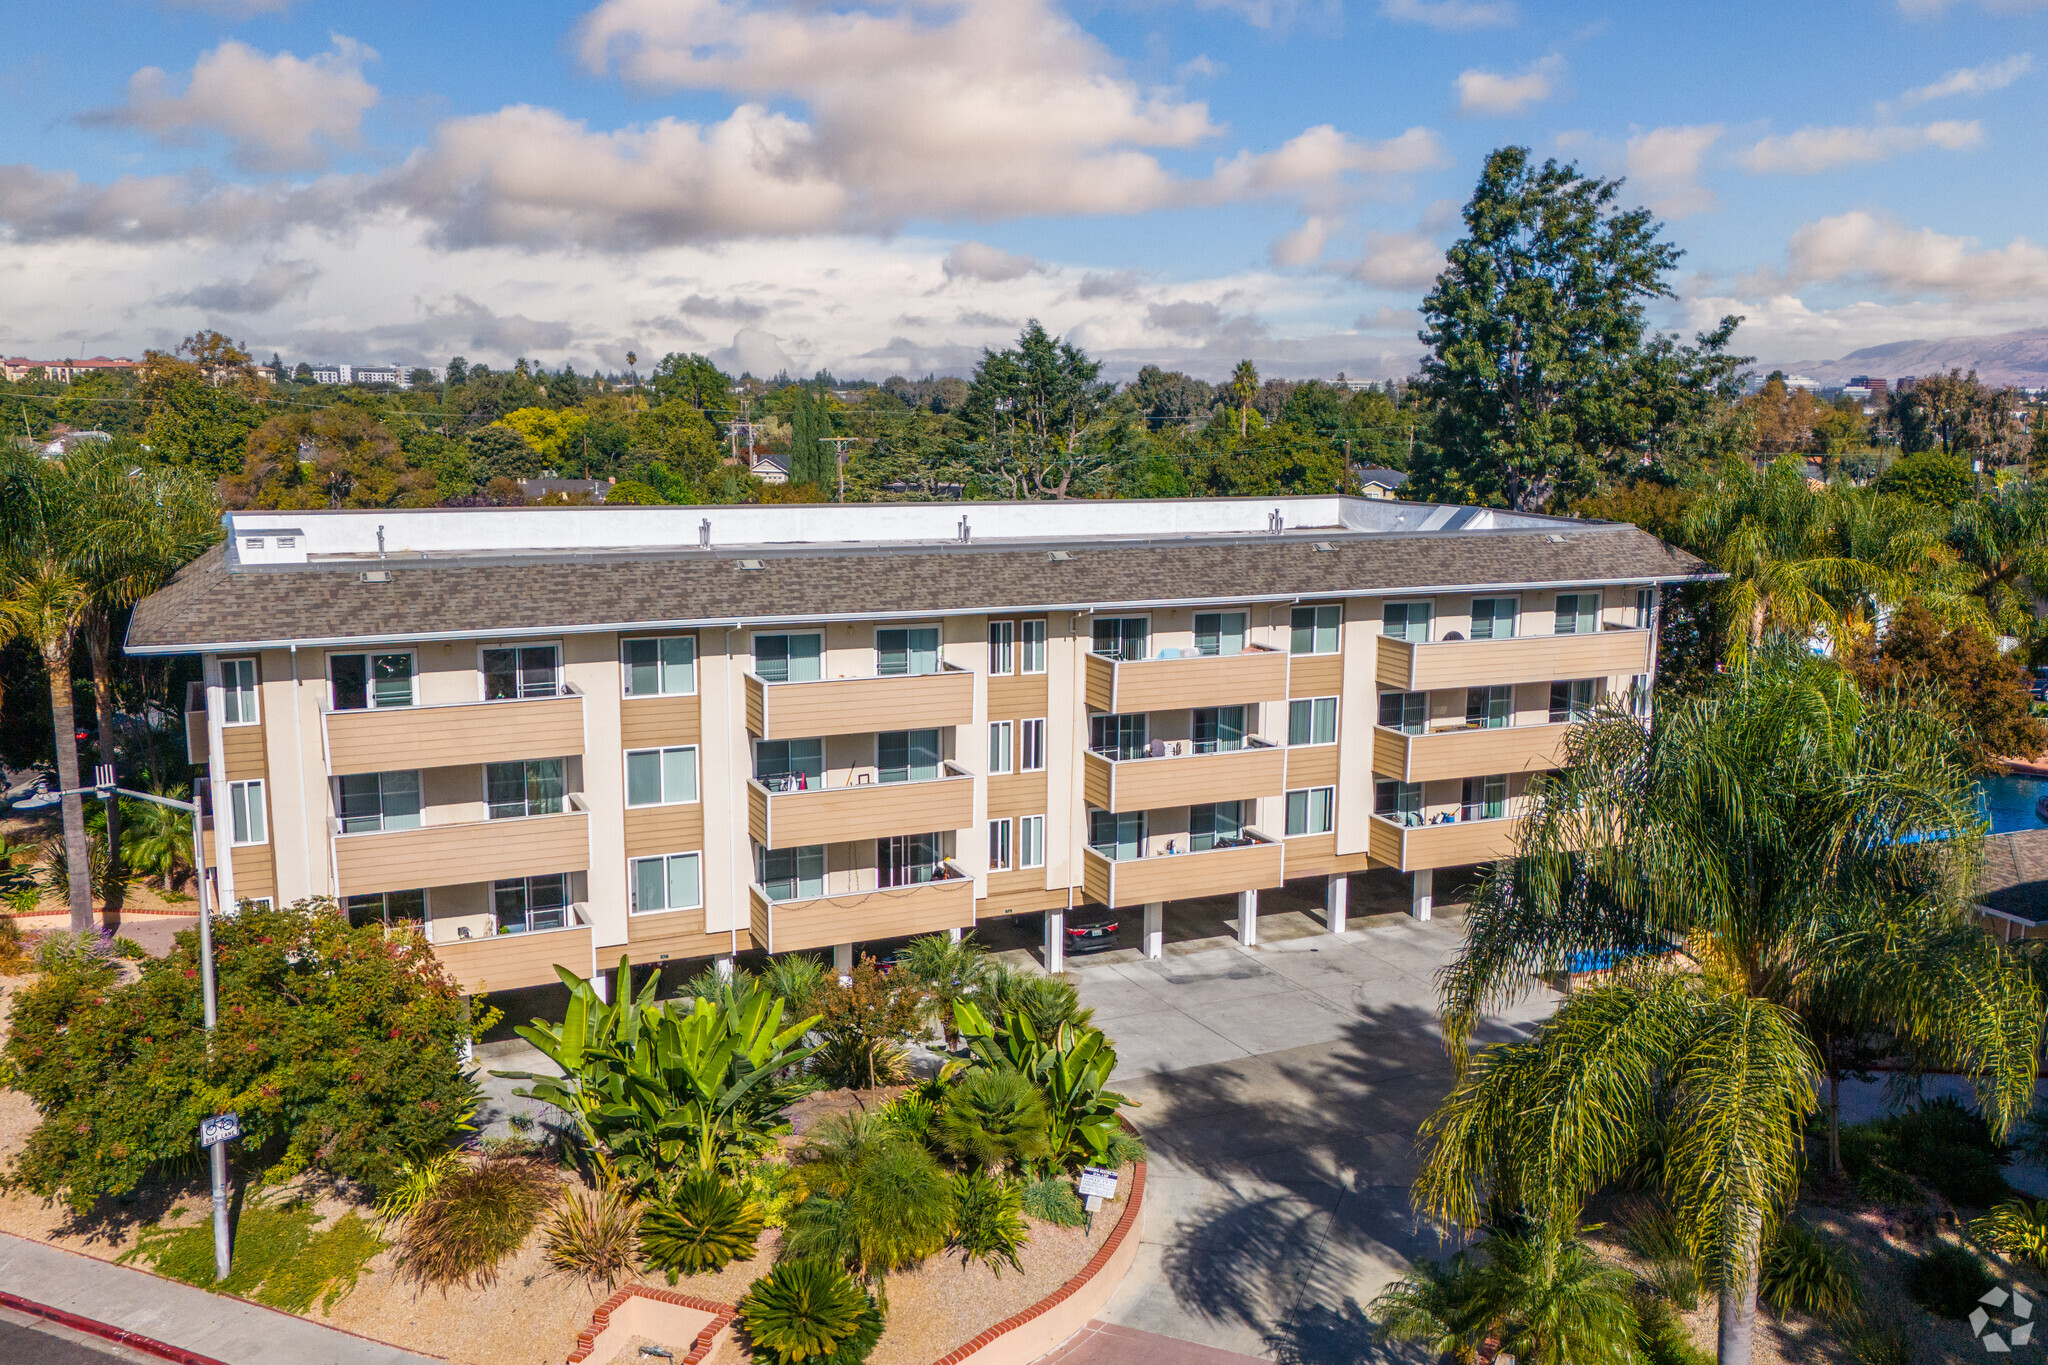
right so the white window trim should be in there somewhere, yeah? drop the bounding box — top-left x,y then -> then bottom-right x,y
237,896 -> 276,913
624,744 -> 701,808
1289,696 -> 1339,746
1377,600 -> 1431,646
346,887 -> 431,928
873,622 -> 946,674
988,720 -> 1014,775
220,657 -> 261,726
228,778 -> 267,845
476,640 -> 566,701
988,620 -> 1015,676
620,634 -> 699,698
1020,718 -> 1047,772
1468,595 -> 1520,640
1285,785 -> 1336,837
629,850 -> 705,915
988,818 -> 1013,872
1019,814 -> 1046,869
325,648 -> 419,711
1021,619 -> 1048,675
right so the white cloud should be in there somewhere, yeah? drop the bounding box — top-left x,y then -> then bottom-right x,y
943,242 -> 1045,283
1209,126 -> 1445,202
1341,230 -> 1445,289
1176,55 -> 1225,80
1890,52 -> 2032,109
1740,120 -> 1981,174
82,36 -> 378,173
1779,210 -> 2048,301
1381,0 -> 1515,29
1270,216 -> 1333,267
163,258 -> 320,313
0,163 -> 347,244
1625,123 -> 1722,219
1455,56 -> 1562,116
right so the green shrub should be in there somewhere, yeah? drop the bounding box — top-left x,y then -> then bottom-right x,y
951,1171 -> 1029,1275
739,1259 -> 884,1365
1886,1098 -> 2010,1206
1854,1162 -> 1924,1206
1839,1303 -> 1921,1365
121,1198 -> 383,1312
1623,1201 -> 1698,1309
936,1067 -> 1052,1174
641,1172 -> 765,1281
30,929 -> 116,980
878,1093 -> 937,1145
1876,452 -> 1973,508
739,1159 -> 807,1230
1970,1197 -> 2048,1270
1760,1219 -> 1859,1319
1020,1175 -> 1085,1227
1634,1295 -> 1712,1365
374,1148 -> 461,1221
809,959 -> 927,1090
0,913 -> 26,973
543,1183 -> 641,1289
111,936 -> 147,960
397,1153 -> 557,1289
760,954 -> 828,1012
784,1115 -> 955,1306
1905,1240 -> 1995,1319
1102,1128 -> 1147,1169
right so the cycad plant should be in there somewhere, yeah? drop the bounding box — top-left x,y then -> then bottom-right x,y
1418,655 -> 2039,1365
739,1258 -> 885,1365
640,1170 -> 764,1280
782,1112 -> 956,1308
934,1066 -> 1053,1174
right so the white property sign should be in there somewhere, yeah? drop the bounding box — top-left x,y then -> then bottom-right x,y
199,1112 -> 242,1148
1077,1167 -> 1120,1209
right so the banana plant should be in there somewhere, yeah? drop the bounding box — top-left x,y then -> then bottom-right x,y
953,999 -> 1134,1171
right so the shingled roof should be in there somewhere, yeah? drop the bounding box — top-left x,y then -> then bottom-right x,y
128,521 -> 1711,653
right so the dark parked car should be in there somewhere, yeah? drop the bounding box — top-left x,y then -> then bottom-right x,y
1062,907 -> 1121,955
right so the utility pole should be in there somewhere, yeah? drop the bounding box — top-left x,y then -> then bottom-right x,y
822,437 -> 857,501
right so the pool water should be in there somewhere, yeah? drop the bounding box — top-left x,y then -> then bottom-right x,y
1980,775 -> 2048,834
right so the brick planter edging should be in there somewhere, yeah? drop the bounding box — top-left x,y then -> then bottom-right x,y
0,1288 -> 230,1365
564,1285 -> 736,1365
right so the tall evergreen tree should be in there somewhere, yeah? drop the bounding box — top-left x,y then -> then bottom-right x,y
789,385 -> 836,489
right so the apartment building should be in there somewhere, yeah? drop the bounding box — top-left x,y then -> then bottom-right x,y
128,497 -> 1707,997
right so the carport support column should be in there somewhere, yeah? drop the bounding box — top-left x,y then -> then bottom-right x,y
1236,888 -> 1259,947
833,943 -> 854,976
591,970 -> 610,1003
1325,874 -> 1349,935
948,927 -> 963,944
715,955 -> 735,980
1142,902 -> 1163,960
1044,910 -> 1066,974
1410,869 -> 1433,922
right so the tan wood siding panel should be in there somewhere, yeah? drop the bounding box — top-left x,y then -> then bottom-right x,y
744,675 -> 766,737
1368,817 -> 1403,867
230,843 -> 275,901
1105,840 -> 1283,908
434,926 -> 592,994
221,726 -> 268,779
1404,629 -> 1652,692
762,878 -> 975,953
625,909 -> 732,964
748,887 -> 771,951
1083,654 -> 1114,713
761,775 -> 974,849
1397,723 -> 1572,783
758,668 -> 973,740
1288,655 -> 1344,699
1278,832 -> 1338,877
1081,851 -> 1112,907
978,886 -> 1071,917
203,829 -> 217,868
620,695 -> 702,748
327,695 -> 585,776
1376,640 -> 1417,691
986,675 -> 1049,720
186,708 -> 209,764
624,804 -> 705,858
1372,727 -> 1413,781
1103,744 -> 1285,812
1109,647 -> 1288,713
1397,816 -> 1522,870
1284,746 -> 1340,788
1081,752 -> 1113,811
748,782 -> 770,847
1285,847 -> 1373,878
987,774 -> 1049,820
983,868 -> 1054,901
334,811 -> 591,896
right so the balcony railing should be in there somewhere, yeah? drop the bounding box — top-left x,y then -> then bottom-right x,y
1080,829 -> 1283,908
1376,625 -> 1650,692
1083,644 -> 1288,714
427,901 -> 592,993
744,664 -> 974,740
330,794 -> 591,896
747,762 -> 975,850
747,861 -> 974,953
323,685 -> 584,776
1081,737 -> 1284,812
1367,813 -> 1523,872
1371,720 -> 1571,783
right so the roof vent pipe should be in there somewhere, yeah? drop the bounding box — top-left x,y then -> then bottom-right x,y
376,524 -> 385,558
1268,509 -> 1283,534
699,518 -> 712,547
958,516 -> 971,543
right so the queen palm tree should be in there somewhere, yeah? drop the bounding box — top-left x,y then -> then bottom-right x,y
1372,1222 -> 1642,1365
0,566 -> 93,929
1417,654 -> 2039,1365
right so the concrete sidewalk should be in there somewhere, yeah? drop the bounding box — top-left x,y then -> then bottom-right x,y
0,1232 -> 441,1365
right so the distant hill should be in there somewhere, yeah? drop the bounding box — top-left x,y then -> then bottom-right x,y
1770,327 -> 2048,387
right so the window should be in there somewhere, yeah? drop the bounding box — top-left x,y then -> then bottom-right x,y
1378,691 -> 1425,735
755,632 -> 822,683
758,845 -> 824,901
1635,588 -> 1655,629
989,818 -> 1013,871
877,627 -> 940,676
879,833 -> 944,886
1020,719 -> 1046,772
1553,593 -> 1599,636
486,758 -> 566,819
1194,611 -> 1247,657
1288,697 -> 1337,746
1286,787 -> 1335,836
1465,685 -> 1511,729
631,851 -> 703,914
220,658 -> 260,725
1379,601 -> 1430,644
484,645 -> 561,700
1089,713 -> 1147,760
1190,800 -> 1244,851
336,771 -> 421,833
238,897 -> 276,913
1091,617 -> 1149,661
988,621 -> 1015,675
329,652 -> 413,710
1375,779 -> 1422,822
1019,815 -> 1045,868
988,721 -> 1013,775
228,779 -> 266,845
756,738 -> 825,789
1461,774 -> 1507,821
1089,810 -> 1144,860
493,874 -> 568,933
623,636 -> 696,696
878,729 -> 940,784
1192,705 -> 1246,754
1628,675 -> 1654,719
626,746 -> 699,806
1470,597 -> 1518,640
1021,620 -> 1047,673
346,889 -> 425,930
1293,603 -> 1343,653
1549,679 -> 1598,723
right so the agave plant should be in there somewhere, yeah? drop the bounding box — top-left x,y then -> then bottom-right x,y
953,999 -> 1132,1171
739,1258 -> 884,1365
640,1171 -> 765,1280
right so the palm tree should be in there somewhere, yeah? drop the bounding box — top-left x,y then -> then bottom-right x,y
0,550 -> 94,930
1418,655 -> 2039,1365
1372,1223 -> 1641,1365
783,1111 -> 956,1309
898,932 -> 991,1049
1947,479 -> 2048,640
1228,359 -> 1259,438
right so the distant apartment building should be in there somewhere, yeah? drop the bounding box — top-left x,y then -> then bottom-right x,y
2,356 -> 140,383
311,365 -> 352,385
132,497 -> 1705,994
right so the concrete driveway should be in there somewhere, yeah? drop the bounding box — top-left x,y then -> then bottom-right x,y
1059,875 -> 1555,1364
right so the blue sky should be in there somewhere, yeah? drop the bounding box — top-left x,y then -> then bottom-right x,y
3,0 -> 2044,380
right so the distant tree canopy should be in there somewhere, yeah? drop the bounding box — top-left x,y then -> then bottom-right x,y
1850,599 -> 2045,769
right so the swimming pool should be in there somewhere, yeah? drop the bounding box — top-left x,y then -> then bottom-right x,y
1980,774 -> 2048,834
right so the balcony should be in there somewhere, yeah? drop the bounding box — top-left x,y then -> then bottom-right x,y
426,902 -> 592,993
1081,739 -> 1285,813
744,664 -> 974,740
1083,645 -> 1288,714
747,862 -> 975,952
324,687 -> 585,777
331,796 -> 591,896
1376,626 -> 1651,692
1080,831 -> 1283,909
747,763 -> 975,851
1372,721 -> 1571,783
1368,814 -> 1523,872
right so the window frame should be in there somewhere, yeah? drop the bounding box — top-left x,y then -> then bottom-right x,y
335,770 -> 422,834
220,657 -> 261,726
1375,778 -> 1423,821
479,641 -> 564,701
1193,610 -> 1248,658
988,620 -> 1015,675
1287,696 -> 1338,746
1020,718 -> 1047,772
757,844 -> 825,902
1377,690 -> 1426,735
1553,593 -> 1600,637
1090,615 -> 1151,661
326,649 -> 417,712
1468,596 -> 1519,641
875,623 -> 943,677
484,757 -> 567,821
625,744 -> 701,808
493,873 -> 570,934
629,850 -> 704,916
621,635 -> 698,698
1465,684 -> 1512,730
988,720 -> 1014,775
1549,678 -> 1599,723
1285,786 -> 1336,837
1019,814 -> 1046,868
228,778 -> 267,845
345,888 -> 428,930
1292,603 -> 1344,654
752,630 -> 824,684
988,818 -> 1013,871
1461,774 -> 1508,822
1378,600 -> 1431,645
1020,619 -> 1048,674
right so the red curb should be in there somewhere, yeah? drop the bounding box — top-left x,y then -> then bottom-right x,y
0,1289 -> 230,1365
